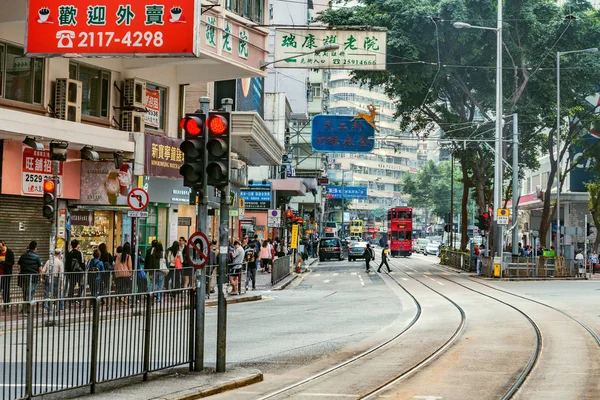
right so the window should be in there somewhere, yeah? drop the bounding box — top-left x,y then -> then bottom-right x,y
69,62 -> 110,118
311,84 -> 322,98
145,82 -> 167,131
1,43 -> 44,104
227,0 -> 263,23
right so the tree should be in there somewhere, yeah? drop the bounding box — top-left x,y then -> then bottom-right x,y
318,0 -> 600,250
586,182 -> 600,253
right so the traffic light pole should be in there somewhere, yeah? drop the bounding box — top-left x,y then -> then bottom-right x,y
194,97 -> 210,372
216,187 -> 229,373
46,160 -> 59,327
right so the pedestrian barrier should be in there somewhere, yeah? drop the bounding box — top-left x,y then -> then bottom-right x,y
0,288 -> 194,399
271,256 -> 291,285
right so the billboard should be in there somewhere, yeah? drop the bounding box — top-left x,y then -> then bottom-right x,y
274,29 -> 386,70
240,185 -> 272,210
312,115 -> 375,153
25,0 -> 198,56
214,77 -> 265,119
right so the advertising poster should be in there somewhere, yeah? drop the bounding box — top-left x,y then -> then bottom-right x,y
144,87 -> 161,128
236,77 -> 264,119
21,145 -> 63,196
77,161 -> 132,205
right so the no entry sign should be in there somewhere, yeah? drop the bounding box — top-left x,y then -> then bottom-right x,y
187,231 -> 209,268
127,188 -> 149,211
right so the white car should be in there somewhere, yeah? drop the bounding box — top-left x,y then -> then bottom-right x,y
425,241 -> 441,256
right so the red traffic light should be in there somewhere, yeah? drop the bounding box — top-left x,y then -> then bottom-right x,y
180,116 -> 203,135
208,115 -> 228,135
285,210 -> 293,218
482,212 -> 490,219
297,218 -> 304,224
43,180 -> 55,193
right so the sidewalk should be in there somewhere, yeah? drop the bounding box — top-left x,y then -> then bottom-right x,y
72,367 -> 263,400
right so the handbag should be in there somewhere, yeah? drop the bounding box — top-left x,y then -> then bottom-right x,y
159,258 -> 169,275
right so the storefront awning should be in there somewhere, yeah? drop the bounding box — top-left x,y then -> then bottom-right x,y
269,179 -> 307,197
231,112 -> 283,167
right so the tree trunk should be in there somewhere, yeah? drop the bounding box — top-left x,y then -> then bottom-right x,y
461,167 -> 470,251
593,212 -> 600,253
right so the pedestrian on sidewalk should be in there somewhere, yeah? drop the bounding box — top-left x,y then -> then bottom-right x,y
260,240 -> 272,274
18,241 -> 42,314
65,240 -> 84,302
245,236 -> 259,291
41,248 -> 64,309
576,250 -> 585,277
0,240 -> 15,309
179,237 -> 192,289
145,240 -> 157,288
477,244 -> 485,275
208,240 -> 219,294
98,243 -> 113,296
377,244 -> 391,273
167,241 -> 183,294
153,242 -> 166,302
229,241 -> 245,295
363,244 -> 375,273
114,243 -> 132,303
590,250 -> 598,275
85,249 -> 104,298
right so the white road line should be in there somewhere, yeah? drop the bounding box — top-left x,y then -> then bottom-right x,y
423,272 -> 431,275
401,278 -> 409,281
413,396 -> 443,400
332,273 -> 339,276
358,275 -> 365,287
323,280 -> 330,283
299,394 -> 357,398
314,273 -> 321,276
351,272 -> 357,275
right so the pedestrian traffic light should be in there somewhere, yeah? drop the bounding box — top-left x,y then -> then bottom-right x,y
179,113 -> 207,188
42,179 -> 56,219
476,212 -> 490,232
206,111 -> 231,188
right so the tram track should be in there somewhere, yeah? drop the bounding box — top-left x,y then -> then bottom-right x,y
256,263 -> 466,400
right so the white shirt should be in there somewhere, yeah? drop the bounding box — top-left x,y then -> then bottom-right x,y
232,246 -> 245,265
42,256 -> 64,276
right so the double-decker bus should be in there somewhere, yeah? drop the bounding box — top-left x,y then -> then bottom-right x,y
349,220 -> 363,237
324,221 -> 339,238
388,207 -> 413,257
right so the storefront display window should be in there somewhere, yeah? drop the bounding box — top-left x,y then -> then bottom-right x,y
70,210 -> 126,260
138,206 -> 159,259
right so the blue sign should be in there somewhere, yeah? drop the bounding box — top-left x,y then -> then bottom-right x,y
311,115 -> 375,153
326,185 -> 368,200
241,186 -> 271,210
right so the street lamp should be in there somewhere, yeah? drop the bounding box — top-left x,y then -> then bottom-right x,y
555,47 -> 598,256
454,11 -> 503,258
259,43 -> 340,70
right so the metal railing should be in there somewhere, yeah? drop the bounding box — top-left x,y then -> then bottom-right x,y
440,250 -> 474,272
271,256 -> 291,285
0,288 -> 194,400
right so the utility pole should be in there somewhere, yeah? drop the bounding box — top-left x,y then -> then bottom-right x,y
493,0 -> 504,259
46,161 -> 59,327
341,171 -> 345,238
450,151 -> 454,248
512,114 -> 519,256
194,97 -> 210,372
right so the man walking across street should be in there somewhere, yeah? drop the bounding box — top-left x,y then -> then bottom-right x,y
363,243 -> 375,273
18,241 -> 42,314
377,244 -> 392,273
0,240 -> 15,310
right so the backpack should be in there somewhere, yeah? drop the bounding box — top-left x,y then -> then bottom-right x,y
70,251 -> 83,272
103,254 -> 113,271
87,258 -> 102,273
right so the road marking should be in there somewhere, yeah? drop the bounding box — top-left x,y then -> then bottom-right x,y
323,280 -> 330,283
424,272 -> 431,275
314,273 -> 321,277
350,272 -> 357,275
401,278 -> 409,281
332,273 -> 339,276
358,275 -> 365,287
299,394 -> 356,398
413,396 -> 443,400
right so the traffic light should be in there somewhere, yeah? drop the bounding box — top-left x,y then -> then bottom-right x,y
206,111 -> 231,188
179,113 -> 207,188
475,212 -> 490,232
42,179 -> 56,219
587,223 -> 594,237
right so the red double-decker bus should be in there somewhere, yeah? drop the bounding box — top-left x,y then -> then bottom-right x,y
388,207 -> 413,257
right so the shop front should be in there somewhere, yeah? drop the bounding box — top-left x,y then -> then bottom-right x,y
69,160 -> 134,259
0,139 -> 81,259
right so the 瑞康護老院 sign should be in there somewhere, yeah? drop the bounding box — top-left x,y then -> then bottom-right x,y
25,0 -> 198,56
274,29 -> 386,70
312,115 -> 375,153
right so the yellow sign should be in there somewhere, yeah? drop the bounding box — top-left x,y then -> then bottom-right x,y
497,208 -> 510,217
493,263 -> 501,277
291,224 -> 299,249
239,198 -> 245,209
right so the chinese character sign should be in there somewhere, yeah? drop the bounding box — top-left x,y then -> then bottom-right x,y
240,187 -> 272,210
312,115 -> 375,153
144,134 -> 184,179
274,29 -> 386,70
325,186 -> 368,200
25,0 -> 198,56
21,146 -> 64,196
144,88 -> 161,128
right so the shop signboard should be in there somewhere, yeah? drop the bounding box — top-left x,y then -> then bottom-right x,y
144,88 -> 161,128
274,29 -> 386,70
240,186 -> 271,210
21,145 -> 64,196
70,210 -> 94,226
145,135 -> 184,179
141,176 -> 191,204
325,185 -> 368,200
25,0 -> 199,56
312,115 -> 375,153
75,161 -> 132,205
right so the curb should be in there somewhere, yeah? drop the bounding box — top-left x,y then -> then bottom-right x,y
272,274 -> 298,291
165,371 -> 264,400
205,294 -> 262,307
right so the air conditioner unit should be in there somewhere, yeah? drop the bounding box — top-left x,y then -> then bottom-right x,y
121,111 -> 145,133
54,78 -> 82,122
123,78 -> 146,110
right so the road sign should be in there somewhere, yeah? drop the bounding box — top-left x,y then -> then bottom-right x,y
291,224 -> 299,249
187,231 -> 209,268
127,188 -> 149,211
127,211 -> 149,218
497,208 -> 510,217
178,217 -> 192,226
497,216 -> 509,225
311,115 -> 375,153
268,209 -> 281,228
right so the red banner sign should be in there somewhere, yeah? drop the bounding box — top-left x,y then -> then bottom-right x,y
21,146 -> 64,196
25,0 -> 198,56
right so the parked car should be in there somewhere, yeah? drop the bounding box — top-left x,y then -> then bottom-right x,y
415,238 -> 430,254
319,237 -> 343,262
425,241 -> 442,256
348,241 -> 369,261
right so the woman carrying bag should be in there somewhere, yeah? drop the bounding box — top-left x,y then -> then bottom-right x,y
114,243 -> 132,304
167,241 -> 183,296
